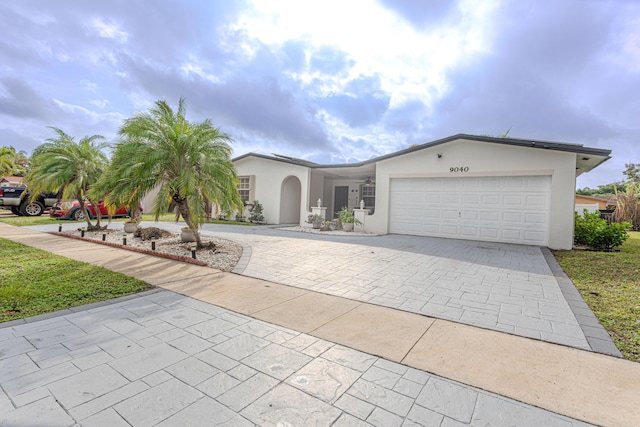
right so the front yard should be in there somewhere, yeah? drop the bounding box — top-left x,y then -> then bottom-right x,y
1,212 -> 638,362
0,238 -> 152,322
553,231 -> 640,362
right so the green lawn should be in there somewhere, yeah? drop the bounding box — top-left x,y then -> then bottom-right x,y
553,231 -> 640,362
0,214 -> 72,226
0,212 -> 256,227
0,238 -> 152,323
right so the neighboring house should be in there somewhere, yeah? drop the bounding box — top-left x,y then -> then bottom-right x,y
234,134 -> 611,250
0,176 -> 24,187
575,194 -> 616,213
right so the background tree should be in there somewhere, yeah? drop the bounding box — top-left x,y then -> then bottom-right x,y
25,128 -> 108,230
0,146 -> 16,177
113,98 -> 243,247
623,163 -> 640,185
577,181 -> 626,196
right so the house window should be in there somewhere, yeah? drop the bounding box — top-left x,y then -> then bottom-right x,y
238,176 -> 251,203
361,185 -> 375,210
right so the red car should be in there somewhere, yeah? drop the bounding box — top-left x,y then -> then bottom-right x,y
50,200 -> 137,220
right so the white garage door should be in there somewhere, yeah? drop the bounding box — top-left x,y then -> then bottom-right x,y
389,176 -> 551,245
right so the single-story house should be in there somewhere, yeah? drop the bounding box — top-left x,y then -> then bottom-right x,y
233,134 -> 611,250
0,176 -> 24,187
575,194 -> 616,213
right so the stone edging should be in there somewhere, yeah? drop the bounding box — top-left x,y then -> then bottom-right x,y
48,231 -> 209,267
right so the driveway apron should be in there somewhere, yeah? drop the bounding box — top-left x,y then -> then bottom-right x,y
202,226 -> 590,350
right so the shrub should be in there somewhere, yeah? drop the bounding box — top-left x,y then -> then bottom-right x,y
337,207 -> 362,225
574,210 -> 630,251
613,184 -> 640,231
248,200 -> 265,224
133,227 -> 169,241
307,214 -> 324,228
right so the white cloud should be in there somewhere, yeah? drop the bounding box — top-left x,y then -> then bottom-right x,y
237,0 -> 498,110
89,17 -> 129,43
82,79 -> 98,93
52,99 -> 123,126
90,99 -> 109,108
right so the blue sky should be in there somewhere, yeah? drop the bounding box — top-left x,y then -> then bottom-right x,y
1,0 -> 638,189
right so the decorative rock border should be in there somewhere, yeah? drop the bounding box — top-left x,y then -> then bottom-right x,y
49,231 -> 209,267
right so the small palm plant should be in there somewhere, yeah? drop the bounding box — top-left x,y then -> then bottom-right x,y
25,128 -> 109,230
0,146 -> 17,176
109,98 -> 243,248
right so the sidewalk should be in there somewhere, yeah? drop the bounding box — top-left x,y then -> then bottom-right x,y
2,223 -> 640,426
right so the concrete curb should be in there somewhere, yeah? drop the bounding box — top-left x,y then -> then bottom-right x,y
541,247 -> 622,357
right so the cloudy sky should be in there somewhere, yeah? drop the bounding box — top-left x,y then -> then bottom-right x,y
1,0 -> 638,189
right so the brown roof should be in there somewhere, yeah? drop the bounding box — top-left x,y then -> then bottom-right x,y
1,176 -> 24,183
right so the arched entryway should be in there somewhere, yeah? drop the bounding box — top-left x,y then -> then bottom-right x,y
279,176 -> 301,224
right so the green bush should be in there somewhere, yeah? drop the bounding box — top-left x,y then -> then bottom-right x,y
574,210 -> 630,250
248,200 -> 265,224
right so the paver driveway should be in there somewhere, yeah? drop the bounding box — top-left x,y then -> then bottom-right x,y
27,222 -> 592,350
0,290 -> 592,426
194,225 -> 591,350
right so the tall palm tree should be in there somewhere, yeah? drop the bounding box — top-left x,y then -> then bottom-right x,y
112,98 -> 243,247
0,146 -> 17,177
25,128 -> 109,230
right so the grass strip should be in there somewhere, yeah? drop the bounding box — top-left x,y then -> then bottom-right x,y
553,231 -> 640,362
0,238 -> 152,323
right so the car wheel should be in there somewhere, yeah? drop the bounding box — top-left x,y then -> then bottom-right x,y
10,206 -> 22,216
20,201 -> 44,216
72,209 -> 85,221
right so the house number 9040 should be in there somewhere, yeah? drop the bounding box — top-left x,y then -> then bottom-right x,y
450,166 -> 469,172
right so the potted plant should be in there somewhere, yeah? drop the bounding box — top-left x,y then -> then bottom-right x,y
338,207 -> 362,232
307,214 -> 324,229
180,226 -> 197,242
123,221 -> 139,233
122,202 -> 142,232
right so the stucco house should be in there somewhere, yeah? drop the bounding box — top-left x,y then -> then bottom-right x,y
233,134 -> 610,250
575,194 -> 616,213
0,176 -> 24,187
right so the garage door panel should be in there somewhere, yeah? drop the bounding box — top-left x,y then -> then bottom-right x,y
480,211 -> 499,221
502,212 -> 522,223
389,176 -> 550,245
525,212 -> 547,224
502,229 -> 522,240
525,194 -> 548,207
442,194 -> 460,203
481,178 -> 500,189
423,224 -> 440,233
462,194 -> 480,204
441,225 -> 459,235
524,230 -> 545,242
480,228 -> 499,238
481,194 -> 500,204
460,226 -> 478,236
442,210 -> 459,220
502,195 -> 523,206
526,176 -> 551,188
461,210 -> 478,220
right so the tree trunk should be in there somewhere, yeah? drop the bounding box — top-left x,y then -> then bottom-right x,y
86,196 -> 103,229
76,191 -> 94,229
176,198 -> 203,248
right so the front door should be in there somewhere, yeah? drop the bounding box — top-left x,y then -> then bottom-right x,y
334,186 -> 349,217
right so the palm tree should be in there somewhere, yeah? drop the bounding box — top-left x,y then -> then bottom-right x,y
25,128 -> 109,230
0,146 -> 17,177
112,98 -> 243,247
